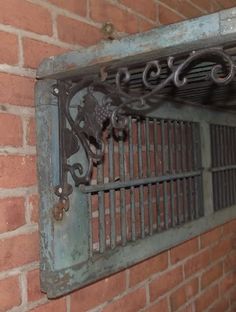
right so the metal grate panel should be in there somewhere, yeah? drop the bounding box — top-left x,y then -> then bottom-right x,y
211,124 -> 236,210
81,117 -> 203,256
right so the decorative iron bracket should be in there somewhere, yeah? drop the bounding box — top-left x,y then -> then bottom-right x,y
52,47 -> 236,220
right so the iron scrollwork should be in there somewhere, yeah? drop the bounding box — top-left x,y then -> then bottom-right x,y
52,47 -> 236,220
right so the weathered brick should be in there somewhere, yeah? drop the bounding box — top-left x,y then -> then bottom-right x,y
47,0 -> 87,16
195,285 -> 219,312
170,237 -> 199,264
211,238 -> 232,262
129,251 -> 168,286
144,298 -> 168,312
209,298 -> 229,312
201,262 -> 223,289
149,266 -> 183,301
90,0 -> 139,34
0,31 -> 18,65
0,0 -> 52,35
27,268 -> 45,302
0,232 -> 39,271
0,113 -> 23,147
26,117 -> 36,146
0,155 -> 36,188
159,4 -> 184,25
23,38 -> 67,69
29,297 -> 66,312
28,194 -> 39,224
184,249 -> 210,277
224,250 -> 236,273
102,287 -> 146,312
139,19 -> 155,32
71,271 -> 126,312
0,73 -> 34,107
159,0 -> 202,18
0,275 -> 21,311
170,278 -> 199,311
200,227 -> 222,248
120,0 -> 157,20
0,197 -> 25,233
220,272 -> 236,294
57,15 -> 102,46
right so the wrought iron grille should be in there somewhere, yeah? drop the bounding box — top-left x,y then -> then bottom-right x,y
211,124 -> 236,210
81,117 -> 203,255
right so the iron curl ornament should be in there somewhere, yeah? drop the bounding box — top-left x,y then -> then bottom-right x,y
52,47 -> 236,220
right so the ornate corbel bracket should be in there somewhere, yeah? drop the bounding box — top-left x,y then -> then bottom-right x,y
52,79 -> 127,220
52,47 -> 236,220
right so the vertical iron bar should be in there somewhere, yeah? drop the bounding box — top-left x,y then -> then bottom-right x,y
108,133 -> 116,249
128,117 -> 136,241
138,119 -> 145,238
174,121 -> 180,224
145,117 -> 153,235
154,118 -> 161,231
180,121 -> 187,222
97,156 -> 105,253
161,120 -> 168,229
119,130 -> 126,246
168,121 -> 175,227
192,122 -> 198,219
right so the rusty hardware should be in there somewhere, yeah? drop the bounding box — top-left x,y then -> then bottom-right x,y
52,47 -> 236,220
101,22 -> 116,40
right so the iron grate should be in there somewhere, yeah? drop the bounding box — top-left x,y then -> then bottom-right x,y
82,117 -> 204,256
211,124 -> 236,211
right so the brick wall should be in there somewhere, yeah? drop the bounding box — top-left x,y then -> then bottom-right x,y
0,0 -> 235,311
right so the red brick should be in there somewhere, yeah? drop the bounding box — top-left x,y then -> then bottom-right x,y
159,4 -> 184,25
209,298 -> 229,312
201,262 -> 223,289
57,15 -> 102,46
220,272 -> 236,294
71,271 -> 126,312
27,268 -> 45,302
0,197 -> 25,233
0,113 -> 23,147
26,117 -> 36,146
211,238 -> 232,262
224,251 -> 236,273
216,0 -> 236,9
0,31 -> 18,65
120,0 -> 157,20
230,287 -> 236,305
0,155 -> 36,188
200,227 -> 222,248
129,251 -> 168,286
184,249 -> 210,278
29,297 -> 66,312
195,285 -> 219,312
23,38 -> 67,70
47,0 -> 87,16
190,0 -> 213,12
29,194 -> 39,224
0,232 -> 39,271
0,73 -> 34,107
170,277 -> 199,311
159,0 -> 202,18
149,266 -> 183,301
145,298 -> 168,312
90,0 -> 139,34
0,0 -> 52,35
139,19 -> 155,32
102,287 -> 146,312
0,275 -> 21,311
170,237 -> 199,264
222,219 -> 236,236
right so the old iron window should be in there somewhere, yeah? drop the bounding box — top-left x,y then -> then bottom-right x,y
36,8 -> 236,298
